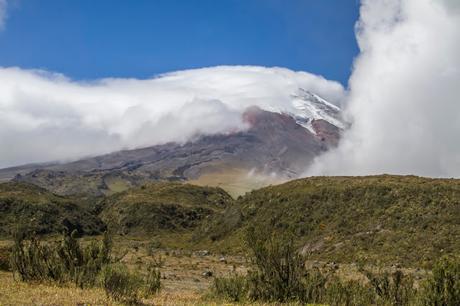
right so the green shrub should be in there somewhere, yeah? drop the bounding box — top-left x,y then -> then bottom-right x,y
420,256 -> 460,306
8,228 -> 163,302
10,230 -> 112,288
300,267 -> 329,303
325,277 -> 375,306
145,261 -> 162,296
245,226 -> 326,303
100,258 -> 163,303
362,269 -> 416,305
212,274 -> 248,302
10,231 -> 64,282
0,246 -> 11,271
100,264 -> 143,305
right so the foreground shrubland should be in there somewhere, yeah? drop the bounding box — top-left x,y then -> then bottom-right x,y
9,230 -> 162,305
1,228 -> 459,305
210,227 -> 460,306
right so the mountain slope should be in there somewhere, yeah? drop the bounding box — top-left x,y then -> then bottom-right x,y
4,105 -> 342,196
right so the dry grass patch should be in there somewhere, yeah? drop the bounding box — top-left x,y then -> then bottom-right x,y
0,271 -> 114,305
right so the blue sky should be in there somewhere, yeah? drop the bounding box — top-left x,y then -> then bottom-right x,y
0,0 -> 359,85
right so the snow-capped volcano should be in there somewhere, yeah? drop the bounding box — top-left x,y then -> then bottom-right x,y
1,98 -> 345,197
4,106 -> 341,196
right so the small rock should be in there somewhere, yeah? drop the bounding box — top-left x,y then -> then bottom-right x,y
327,261 -> 339,270
202,270 -> 213,277
197,250 -> 210,257
219,256 -> 227,263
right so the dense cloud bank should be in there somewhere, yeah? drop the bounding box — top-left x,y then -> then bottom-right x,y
0,66 -> 344,168
308,0 -> 460,177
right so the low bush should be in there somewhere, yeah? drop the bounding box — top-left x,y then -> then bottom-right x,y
100,257 -> 163,304
324,277 -> 375,306
363,269 -> 416,305
212,274 -> 248,302
0,246 -> 11,271
145,260 -> 162,296
100,264 -> 144,305
419,255 -> 460,306
245,226 -> 313,302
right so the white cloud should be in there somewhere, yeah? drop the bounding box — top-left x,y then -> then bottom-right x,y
308,0 -> 460,177
0,66 -> 345,168
0,0 -> 7,30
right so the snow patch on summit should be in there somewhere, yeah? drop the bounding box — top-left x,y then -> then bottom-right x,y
290,88 -> 345,134
269,88 -> 345,135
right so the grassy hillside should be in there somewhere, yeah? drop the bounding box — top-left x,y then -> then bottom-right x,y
100,182 -> 233,235
198,175 -> 460,268
0,182 -> 106,237
3,175 -> 460,268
